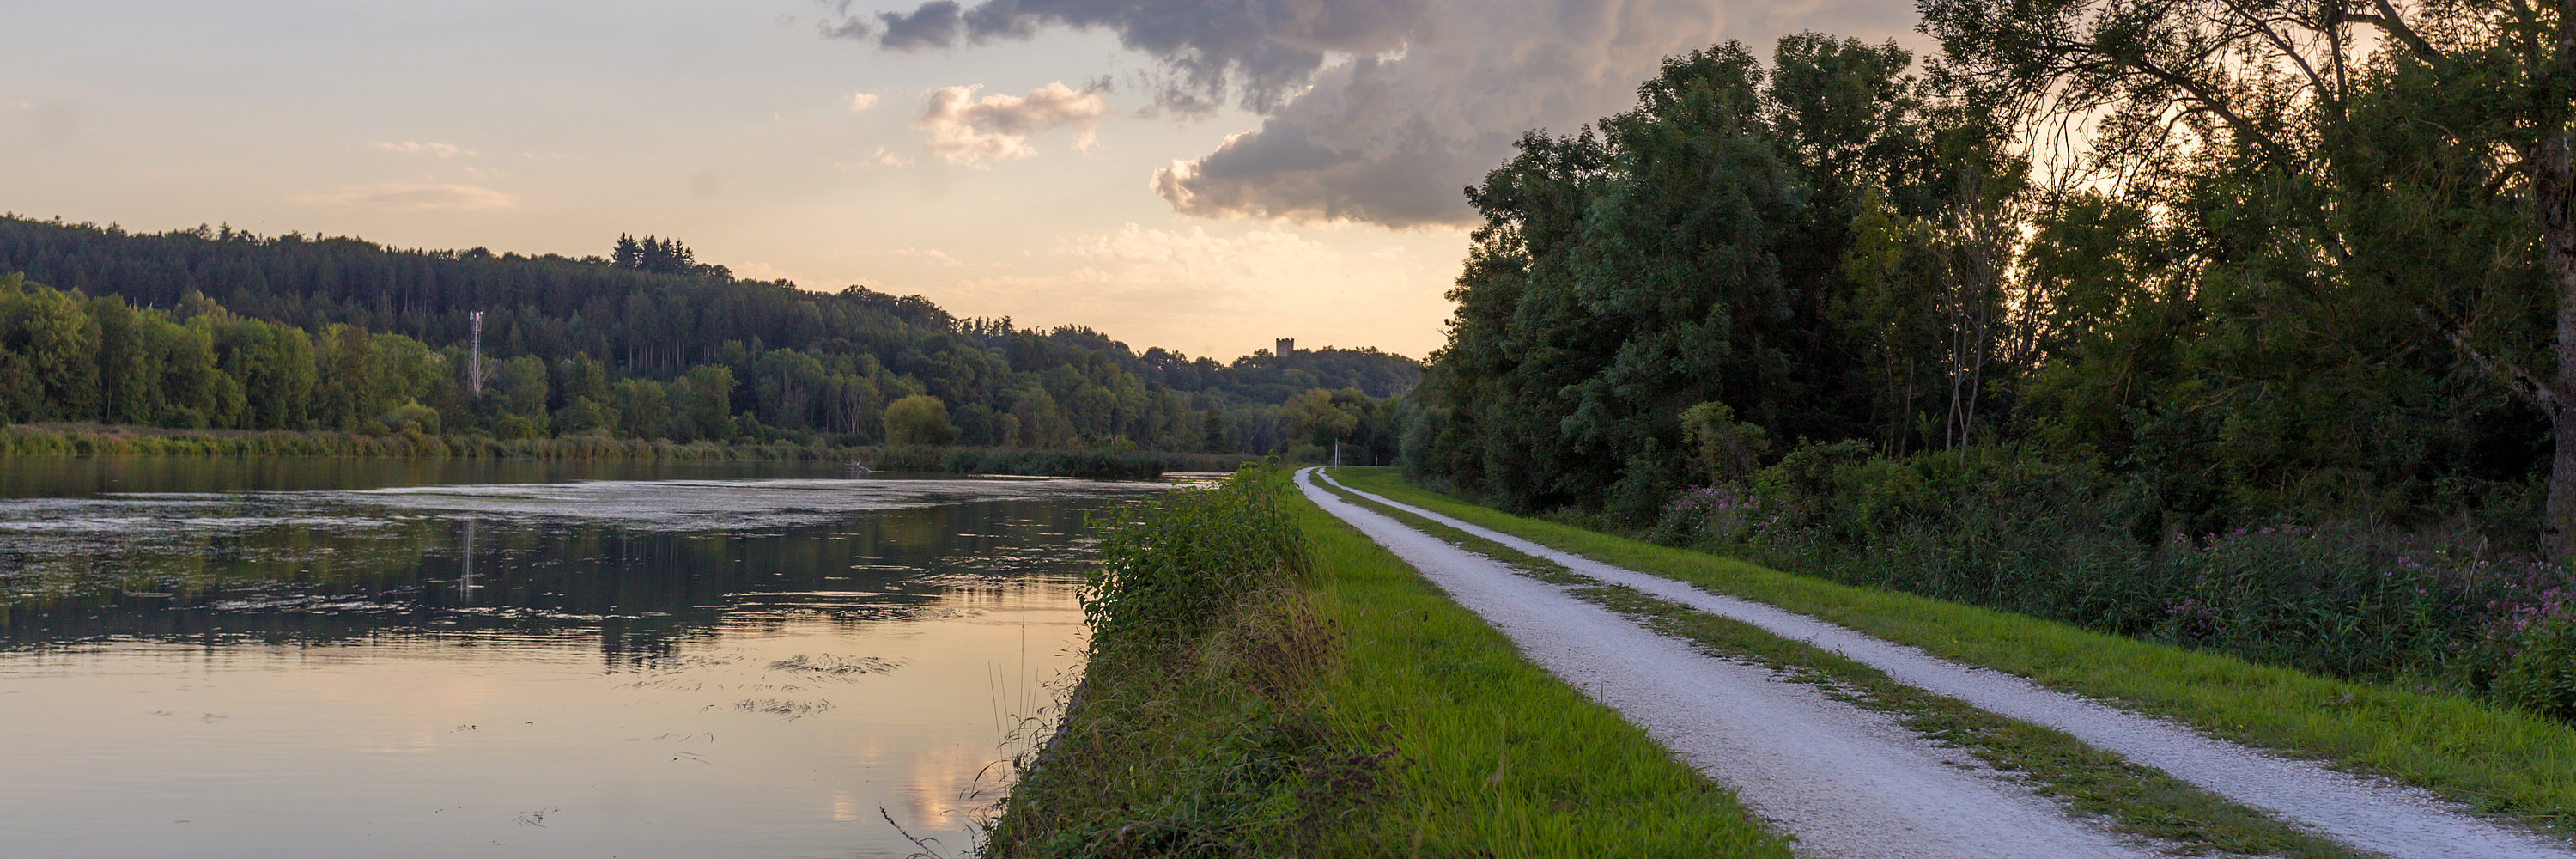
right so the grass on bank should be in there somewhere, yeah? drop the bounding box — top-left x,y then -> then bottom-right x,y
0,423 -> 1250,478
1330,466 -> 2576,832
982,466 -> 1791,857
1313,476 -> 2361,858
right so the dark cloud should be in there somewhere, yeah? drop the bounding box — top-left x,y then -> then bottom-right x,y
831,0 -> 1920,227
823,0 -> 1431,113
814,0 -> 966,46
879,1 -> 965,50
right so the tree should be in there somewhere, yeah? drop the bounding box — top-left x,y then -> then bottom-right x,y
611,378 -> 671,439
884,394 -> 961,446
1427,37 -> 1979,516
89,295 -> 154,424
1281,388 -> 1362,448
670,365 -> 736,442
1922,0 -> 2576,552
495,355 -> 551,436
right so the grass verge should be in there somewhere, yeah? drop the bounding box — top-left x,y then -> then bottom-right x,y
982,466 -> 1792,857
1332,466 -> 2576,833
1314,476 -> 2361,858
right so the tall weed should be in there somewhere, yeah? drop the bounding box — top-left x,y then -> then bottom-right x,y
1081,467 -> 1312,655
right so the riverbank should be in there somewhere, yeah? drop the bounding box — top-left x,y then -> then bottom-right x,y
0,423 -> 1251,479
981,466 -> 1789,856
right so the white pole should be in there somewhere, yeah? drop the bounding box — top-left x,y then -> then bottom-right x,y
467,311 -> 486,396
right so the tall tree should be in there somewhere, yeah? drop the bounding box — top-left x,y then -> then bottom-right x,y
1922,0 -> 2576,551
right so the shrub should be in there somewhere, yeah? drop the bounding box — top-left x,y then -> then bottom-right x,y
884,394 -> 960,446
1636,442 -> 2576,721
1082,466 -> 1311,656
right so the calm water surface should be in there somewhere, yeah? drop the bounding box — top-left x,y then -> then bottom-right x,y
0,457 -> 1159,858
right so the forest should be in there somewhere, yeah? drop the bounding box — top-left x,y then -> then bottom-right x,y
0,219 -> 1417,461
1406,6 -> 2576,716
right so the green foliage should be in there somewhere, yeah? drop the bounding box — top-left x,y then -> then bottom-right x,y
382,400 -> 441,436
1083,468 -> 1312,656
1340,467 -> 2576,833
1278,389 -> 1357,447
1679,401 -> 1769,483
1425,36 -> 2000,519
988,470 -> 1795,856
0,221 -> 1423,456
2490,601 -> 2576,722
1412,15 -> 2573,719
881,394 -> 959,446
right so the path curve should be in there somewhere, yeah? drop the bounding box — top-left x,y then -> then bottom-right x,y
1297,469 -> 2157,859
1309,468 -> 2576,859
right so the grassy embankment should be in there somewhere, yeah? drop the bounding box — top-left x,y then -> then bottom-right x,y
0,423 -> 1249,479
981,466 -> 1790,857
1333,466 -> 2576,832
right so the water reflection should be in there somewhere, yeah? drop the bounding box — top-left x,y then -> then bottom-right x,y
0,471 -> 1146,655
0,458 -> 1152,858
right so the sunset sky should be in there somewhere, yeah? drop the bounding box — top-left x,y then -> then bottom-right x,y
2,0 -> 1916,359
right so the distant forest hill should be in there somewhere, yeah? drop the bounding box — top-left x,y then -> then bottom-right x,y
0,216 -> 1419,459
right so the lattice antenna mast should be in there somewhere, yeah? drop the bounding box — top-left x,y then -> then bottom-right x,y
467,311 -> 485,396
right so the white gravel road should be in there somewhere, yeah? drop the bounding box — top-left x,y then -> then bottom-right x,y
1297,469 -> 2159,859
1301,468 -> 2576,859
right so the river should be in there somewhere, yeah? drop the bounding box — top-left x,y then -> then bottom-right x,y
0,457 -> 1161,858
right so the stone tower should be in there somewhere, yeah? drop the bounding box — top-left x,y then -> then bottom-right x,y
1275,338 -> 1294,357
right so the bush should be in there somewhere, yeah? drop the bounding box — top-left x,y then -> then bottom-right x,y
1630,442 -> 2576,720
1083,466 -> 1312,655
987,466 -> 1394,858
884,394 -> 960,446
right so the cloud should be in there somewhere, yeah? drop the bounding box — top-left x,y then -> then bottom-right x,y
823,0 -> 1426,113
914,81 -> 1109,167
374,140 -> 473,158
861,247 -> 969,265
878,1 -> 965,50
728,260 -> 812,283
869,145 -> 914,168
848,91 -> 880,111
834,0 -> 1917,227
289,183 -> 518,212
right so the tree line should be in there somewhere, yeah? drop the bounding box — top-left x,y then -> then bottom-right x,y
1405,5 -> 2576,709
1413,23 -> 2548,541
0,220 -> 1417,457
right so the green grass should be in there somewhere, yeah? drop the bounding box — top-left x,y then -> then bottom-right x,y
1292,491 -> 1790,856
0,423 -> 1249,478
1332,466 -> 2576,832
1315,477 -> 2361,857
987,467 -> 1792,856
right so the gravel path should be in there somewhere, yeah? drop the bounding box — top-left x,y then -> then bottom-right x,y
1297,469 -> 2159,859
1307,468 -> 2576,859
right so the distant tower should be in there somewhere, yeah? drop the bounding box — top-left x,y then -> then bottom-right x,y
467,311 -> 486,396
1275,337 -> 1294,357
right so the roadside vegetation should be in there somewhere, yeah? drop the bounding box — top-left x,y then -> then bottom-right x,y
1336,467 -> 2576,833
1314,474 -> 2363,857
981,466 -> 1790,856
1399,1 -> 2576,743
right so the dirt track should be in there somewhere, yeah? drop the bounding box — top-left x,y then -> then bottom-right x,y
1299,467 -> 2576,859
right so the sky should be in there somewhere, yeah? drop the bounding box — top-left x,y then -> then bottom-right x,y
0,0 -> 1918,361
